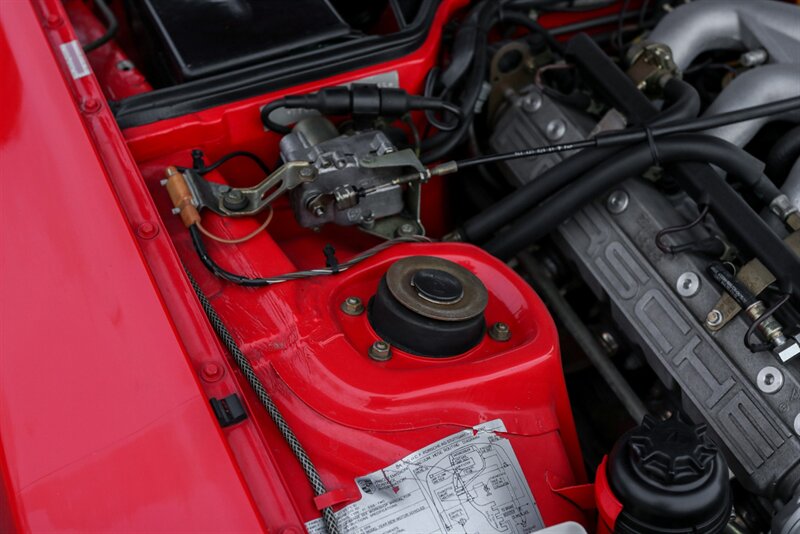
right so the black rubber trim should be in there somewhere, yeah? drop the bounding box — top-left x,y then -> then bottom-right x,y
113,0 -> 444,128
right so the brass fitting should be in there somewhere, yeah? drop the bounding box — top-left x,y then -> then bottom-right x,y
164,166 -> 200,227
626,43 -> 680,96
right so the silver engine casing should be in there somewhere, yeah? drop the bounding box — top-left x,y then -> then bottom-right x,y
490,86 -> 800,501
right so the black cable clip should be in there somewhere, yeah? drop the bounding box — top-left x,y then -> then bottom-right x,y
644,126 -> 661,167
191,149 -> 206,171
324,244 -> 340,274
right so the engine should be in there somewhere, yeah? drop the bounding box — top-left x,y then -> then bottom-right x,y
59,0 -> 800,532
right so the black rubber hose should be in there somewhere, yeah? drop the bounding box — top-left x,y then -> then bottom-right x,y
420,2 -> 498,163
766,125 -> 800,183
498,10 -> 566,56
261,89 -> 463,135
484,134 -> 771,259
260,98 -> 292,134
461,145 -> 621,242
82,0 -> 119,53
459,78 -> 700,243
654,78 -> 701,126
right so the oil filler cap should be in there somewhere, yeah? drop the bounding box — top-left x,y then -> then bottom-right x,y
368,256 -> 488,357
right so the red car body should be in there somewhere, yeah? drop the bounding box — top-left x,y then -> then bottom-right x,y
0,1 -> 631,530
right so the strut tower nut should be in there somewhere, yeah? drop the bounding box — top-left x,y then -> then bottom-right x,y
341,296 -> 364,316
489,322 -> 512,342
368,340 -> 392,361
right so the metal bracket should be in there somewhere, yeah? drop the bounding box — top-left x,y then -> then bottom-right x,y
357,149 -> 427,239
183,161 -> 316,217
706,230 -> 800,331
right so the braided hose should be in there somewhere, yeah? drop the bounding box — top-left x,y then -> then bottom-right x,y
184,267 -> 339,534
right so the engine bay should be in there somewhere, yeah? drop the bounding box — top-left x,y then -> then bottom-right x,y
55,0 -> 800,532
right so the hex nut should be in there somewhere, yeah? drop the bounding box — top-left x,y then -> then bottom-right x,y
706,309 -> 724,328
396,223 -> 418,237
776,339 -> 800,363
341,296 -> 364,316
368,340 -> 392,361
489,322 -> 512,342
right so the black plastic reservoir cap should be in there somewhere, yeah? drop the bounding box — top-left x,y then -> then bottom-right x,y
412,268 -> 464,303
607,414 -> 731,534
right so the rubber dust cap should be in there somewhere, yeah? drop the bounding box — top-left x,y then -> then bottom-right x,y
368,256 -> 488,357
411,269 -> 464,303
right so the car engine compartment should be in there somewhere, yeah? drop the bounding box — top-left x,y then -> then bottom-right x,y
55,0 -> 800,532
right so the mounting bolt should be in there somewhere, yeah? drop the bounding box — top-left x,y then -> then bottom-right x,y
599,331 -> 619,356
706,309 -> 724,328
341,296 -> 364,316
368,340 -> 392,361
756,366 -> 783,394
521,93 -> 542,113
489,322 -> 512,342
606,190 -> 629,214
299,166 -> 316,179
545,119 -> 567,141
396,223 -> 417,237
222,189 -> 248,211
676,272 -> 701,298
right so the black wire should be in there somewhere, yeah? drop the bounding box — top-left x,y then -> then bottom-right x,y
497,9 -> 566,55
637,0 -> 652,28
178,151 -> 271,177
260,99 -> 292,134
425,100 -> 463,132
509,0 -> 618,12
82,0 -> 119,53
654,205 -> 710,254
457,139 -> 597,169
403,114 -> 421,155
199,151 -> 271,176
190,225 -> 275,286
616,0 -> 632,52
744,294 -> 791,353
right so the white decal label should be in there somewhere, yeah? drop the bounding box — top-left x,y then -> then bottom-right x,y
306,420 -> 545,534
59,40 -> 91,79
